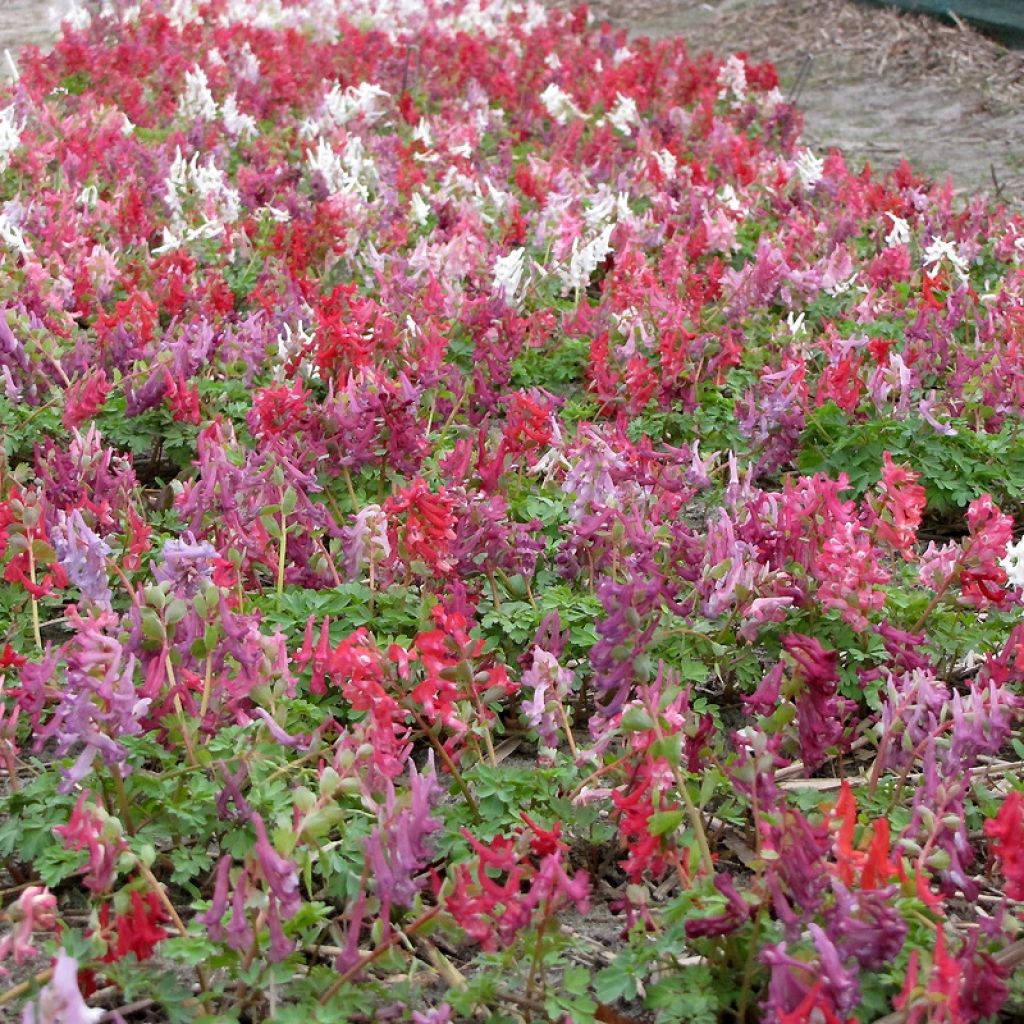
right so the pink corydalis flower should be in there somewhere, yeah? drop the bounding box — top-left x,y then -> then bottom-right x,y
520,647 -> 574,753
0,886 -> 57,970
870,451 -> 926,558
54,795 -> 127,893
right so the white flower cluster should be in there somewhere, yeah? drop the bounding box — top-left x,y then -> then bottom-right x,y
323,82 -> 390,127
884,212 -> 910,247
562,223 -> 614,295
794,148 -> 824,189
178,66 -> 256,140
1000,537 -> 1024,590
716,55 -> 747,102
307,136 -> 379,200
493,247 -> 526,306
922,236 -> 970,283
0,211 -> 28,256
178,66 -> 219,122
0,105 -> 21,173
158,148 -> 241,252
539,84 -> 583,125
607,93 -> 639,135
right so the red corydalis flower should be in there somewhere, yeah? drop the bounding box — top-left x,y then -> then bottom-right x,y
165,372 -> 202,424
0,644 -> 25,670
63,369 -> 111,431
983,790 -> 1024,899
98,891 -> 169,963
893,926 -> 966,1024
829,782 -> 899,890
384,479 -> 456,576
870,450 -> 926,559
249,380 -> 312,438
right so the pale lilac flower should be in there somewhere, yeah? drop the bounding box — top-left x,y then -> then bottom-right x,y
520,648 -> 574,752
38,608 -> 148,792
344,503 -> 390,579
52,510 -> 112,611
21,951 -> 101,1024
153,534 -> 218,598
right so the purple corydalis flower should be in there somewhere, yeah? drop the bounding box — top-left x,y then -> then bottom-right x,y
685,873 -> 753,939
825,881 -> 906,970
52,509 -> 112,611
38,607 -> 149,792
364,759 -> 442,916
153,533 -> 218,598
783,633 -> 854,772
251,813 -> 301,918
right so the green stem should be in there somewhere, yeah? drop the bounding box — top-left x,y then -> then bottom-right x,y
26,541 -> 41,652
276,508 -> 288,603
409,707 -> 480,822
649,703 -> 715,877
110,769 -> 136,836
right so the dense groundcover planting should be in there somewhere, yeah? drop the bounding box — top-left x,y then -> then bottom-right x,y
4,0 -> 1024,1020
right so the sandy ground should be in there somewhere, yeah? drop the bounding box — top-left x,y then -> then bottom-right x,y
0,0 -> 57,55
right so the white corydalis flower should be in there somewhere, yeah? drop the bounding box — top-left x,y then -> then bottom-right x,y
794,147 -> 824,189
493,247 -> 526,306
884,212 -> 910,247
323,81 -> 390,126
0,212 -> 28,256
1000,537 -> 1024,590
178,66 -> 218,122
607,93 -> 639,135
221,93 -> 256,140
562,223 -> 614,296
307,137 -> 378,200
717,54 -> 747,102
59,0 -> 92,30
653,148 -> 677,179
412,118 -> 433,147
409,191 -> 431,226
539,83 -> 583,125
0,105 -> 21,172
922,236 -> 969,283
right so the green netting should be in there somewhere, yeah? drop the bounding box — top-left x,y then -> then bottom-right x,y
862,0 -> 1024,47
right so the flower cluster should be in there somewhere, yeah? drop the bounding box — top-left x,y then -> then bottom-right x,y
0,0 -> 1022,1020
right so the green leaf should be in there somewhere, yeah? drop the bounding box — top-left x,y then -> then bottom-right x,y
648,809 -> 685,836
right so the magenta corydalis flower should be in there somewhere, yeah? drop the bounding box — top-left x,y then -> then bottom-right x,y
364,758 -> 442,916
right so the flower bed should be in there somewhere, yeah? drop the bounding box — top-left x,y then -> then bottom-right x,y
1,1 -> 1024,1020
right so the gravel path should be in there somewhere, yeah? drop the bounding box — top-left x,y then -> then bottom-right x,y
0,0 -> 56,58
